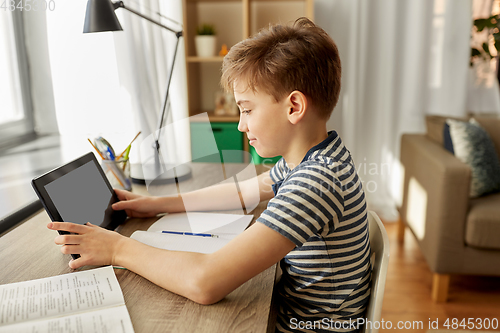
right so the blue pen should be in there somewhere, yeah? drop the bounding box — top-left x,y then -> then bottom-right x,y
106,147 -> 115,160
162,231 -> 219,238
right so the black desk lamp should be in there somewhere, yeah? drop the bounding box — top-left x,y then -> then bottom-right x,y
83,0 -> 191,185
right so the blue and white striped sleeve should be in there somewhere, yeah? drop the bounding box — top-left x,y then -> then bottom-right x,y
269,157 -> 286,183
257,164 -> 344,246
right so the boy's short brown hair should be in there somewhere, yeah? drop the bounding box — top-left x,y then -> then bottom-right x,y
221,17 -> 341,119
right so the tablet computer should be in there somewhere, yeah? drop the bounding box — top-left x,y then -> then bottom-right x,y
32,152 -> 128,259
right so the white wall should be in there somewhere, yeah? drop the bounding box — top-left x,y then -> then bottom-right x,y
45,0 -> 137,160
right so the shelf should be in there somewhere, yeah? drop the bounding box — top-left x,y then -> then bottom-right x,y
209,115 -> 239,122
187,56 -> 225,63
190,112 -> 239,122
184,0 -> 313,158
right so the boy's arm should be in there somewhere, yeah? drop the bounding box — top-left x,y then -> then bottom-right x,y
49,220 -> 295,305
240,170 -> 275,202
113,171 -> 275,213
49,171 -> 281,302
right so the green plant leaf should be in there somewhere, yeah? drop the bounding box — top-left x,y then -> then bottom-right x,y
471,48 -> 481,58
494,32 -> 500,52
474,18 -> 489,32
495,40 -> 500,55
196,23 -> 216,35
482,42 -> 492,57
474,15 -> 500,32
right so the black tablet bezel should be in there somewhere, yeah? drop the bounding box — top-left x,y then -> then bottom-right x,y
32,151 -> 128,232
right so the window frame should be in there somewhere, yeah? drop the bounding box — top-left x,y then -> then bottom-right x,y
0,11 -> 35,147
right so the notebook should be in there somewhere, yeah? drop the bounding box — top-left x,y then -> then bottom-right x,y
130,212 -> 254,254
0,266 -> 134,332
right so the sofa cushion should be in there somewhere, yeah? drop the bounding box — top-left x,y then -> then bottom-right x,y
474,116 -> 500,158
466,192 -> 500,250
446,118 -> 500,197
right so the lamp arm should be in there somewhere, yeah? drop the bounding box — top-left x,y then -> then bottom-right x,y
155,35 -> 180,149
113,1 -> 183,38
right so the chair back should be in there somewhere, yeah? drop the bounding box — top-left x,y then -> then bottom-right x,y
360,211 -> 390,333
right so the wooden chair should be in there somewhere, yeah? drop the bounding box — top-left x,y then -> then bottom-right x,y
360,211 -> 390,333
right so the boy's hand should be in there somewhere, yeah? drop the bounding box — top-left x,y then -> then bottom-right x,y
112,189 -> 162,218
47,222 -> 127,269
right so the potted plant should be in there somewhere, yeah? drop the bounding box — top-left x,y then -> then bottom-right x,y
195,23 -> 217,57
468,15 -> 500,113
470,15 -> 500,67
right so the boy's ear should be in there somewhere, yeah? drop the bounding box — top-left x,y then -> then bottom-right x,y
286,91 -> 307,125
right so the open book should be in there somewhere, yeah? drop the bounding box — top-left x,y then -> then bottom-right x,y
130,212 -> 254,254
0,266 -> 134,333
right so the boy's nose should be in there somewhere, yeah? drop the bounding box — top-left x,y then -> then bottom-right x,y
238,115 -> 247,132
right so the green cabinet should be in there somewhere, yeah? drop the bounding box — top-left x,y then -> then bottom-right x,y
190,122 -> 244,163
190,121 -> 281,164
249,145 -> 281,165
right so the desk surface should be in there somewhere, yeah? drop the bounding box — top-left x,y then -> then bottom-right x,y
0,163 -> 277,333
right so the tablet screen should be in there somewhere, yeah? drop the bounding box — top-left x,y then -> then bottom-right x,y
44,160 -> 114,225
32,152 -> 127,230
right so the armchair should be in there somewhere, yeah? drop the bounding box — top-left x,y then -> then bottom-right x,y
397,115 -> 500,302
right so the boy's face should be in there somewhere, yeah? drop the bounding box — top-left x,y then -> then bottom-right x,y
234,81 -> 290,158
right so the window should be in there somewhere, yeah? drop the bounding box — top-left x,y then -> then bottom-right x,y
0,11 -> 34,145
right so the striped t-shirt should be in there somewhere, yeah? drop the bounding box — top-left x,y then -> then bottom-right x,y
257,131 -> 371,333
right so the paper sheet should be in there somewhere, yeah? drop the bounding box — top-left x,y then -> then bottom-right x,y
130,231 -> 232,254
146,212 -> 254,235
1,305 -> 134,333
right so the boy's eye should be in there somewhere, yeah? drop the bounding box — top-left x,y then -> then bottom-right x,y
241,110 -> 251,115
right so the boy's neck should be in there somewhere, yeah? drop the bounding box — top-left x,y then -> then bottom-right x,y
282,125 -> 329,169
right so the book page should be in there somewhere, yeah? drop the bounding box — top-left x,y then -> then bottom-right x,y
147,212 -> 253,235
0,266 -> 125,327
0,304 -> 134,333
131,231 -> 232,254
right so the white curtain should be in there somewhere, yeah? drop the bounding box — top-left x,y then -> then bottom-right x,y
38,0 -> 189,163
23,10 -> 59,135
316,0 -> 472,221
45,0 -> 136,161
113,0 -> 190,165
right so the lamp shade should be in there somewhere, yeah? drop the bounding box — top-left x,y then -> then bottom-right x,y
83,0 -> 123,33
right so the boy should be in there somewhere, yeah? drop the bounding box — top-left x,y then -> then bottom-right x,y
48,18 -> 371,332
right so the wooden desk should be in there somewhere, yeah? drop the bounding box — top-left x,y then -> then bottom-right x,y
0,163 -> 277,333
